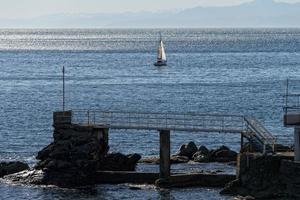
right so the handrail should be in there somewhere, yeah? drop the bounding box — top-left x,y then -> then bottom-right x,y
71,110 -> 245,133
243,116 -> 276,152
70,110 -> 276,153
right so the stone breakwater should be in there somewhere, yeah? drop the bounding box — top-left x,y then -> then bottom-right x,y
140,141 -> 238,164
3,123 -> 141,188
220,153 -> 300,199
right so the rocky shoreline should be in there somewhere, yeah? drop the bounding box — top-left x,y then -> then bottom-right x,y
1,122 -> 142,188
0,141 -> 238,188
140,141 -> 238,165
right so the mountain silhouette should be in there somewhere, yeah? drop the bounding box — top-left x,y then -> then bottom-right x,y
1,0 -> 300,28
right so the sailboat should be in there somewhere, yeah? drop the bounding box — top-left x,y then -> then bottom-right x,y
154,33 -> 167,66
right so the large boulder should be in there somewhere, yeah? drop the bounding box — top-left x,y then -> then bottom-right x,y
176,142 -> 198,159
192,145 -> 210,162
98,153 -> 141,171
0,161 -> 29,178
210,146 -> 237,162
198,145 -> 210,155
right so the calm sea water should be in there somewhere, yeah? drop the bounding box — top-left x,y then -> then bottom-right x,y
0,28 -> 300,199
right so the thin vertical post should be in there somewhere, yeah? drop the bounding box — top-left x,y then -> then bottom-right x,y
263,141 -> 266,154
62,66 -> 65,111
285,78 -> 289,114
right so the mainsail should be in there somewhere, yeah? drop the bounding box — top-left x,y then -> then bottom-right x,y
157,40 -> 167,61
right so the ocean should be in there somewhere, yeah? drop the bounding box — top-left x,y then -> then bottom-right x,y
0,28 -> 299,199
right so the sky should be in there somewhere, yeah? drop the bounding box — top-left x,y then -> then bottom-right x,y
1,0 -> 300,19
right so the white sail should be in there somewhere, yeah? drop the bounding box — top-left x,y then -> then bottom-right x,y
157,40 -> 167,61
160,40 -> 167,61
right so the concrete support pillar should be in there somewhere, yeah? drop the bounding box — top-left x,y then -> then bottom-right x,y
294,127 -> 300,161
103,128 -> 109,145
240,132 -> 244,153
159,129 -> 170,180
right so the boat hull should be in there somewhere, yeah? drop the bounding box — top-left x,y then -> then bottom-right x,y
154,61 -> 167,66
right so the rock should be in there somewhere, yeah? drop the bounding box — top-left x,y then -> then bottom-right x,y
220,154 -> 299,199
36,143 -> 54,160
176,141 -> 198,159
139,156 -> 160,164
214,150 -> 237,162
211,146 -> 237,162
32,123 -> 141,187
170,155 -> 189,164
192,151 -> 210,163
220,179 -> 241,195
198,145 -> 209,155
233,195 -> 255,200
4,169 -> 45,185
98,153 -> 141,171
139,155 -> 189,164
129,186 -> 142,190
0,161 -> 29,178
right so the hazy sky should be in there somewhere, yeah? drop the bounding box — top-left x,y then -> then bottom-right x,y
1,0 -> 300,19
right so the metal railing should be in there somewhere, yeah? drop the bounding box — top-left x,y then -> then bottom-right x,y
244,116 -> 276,152
71,110 -> 246,133
70,109 -> 276,153
284,79 -> 300,115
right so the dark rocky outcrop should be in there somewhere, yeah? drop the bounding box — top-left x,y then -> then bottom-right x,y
176,142 -> 198,159
139,143 -> 238,164
0,161 -> 29,178
193,145 -> 237,163
5,122 -> 141,188
98,153 -> 141,171
220,153 -> 299,199
210,146 -> 237,163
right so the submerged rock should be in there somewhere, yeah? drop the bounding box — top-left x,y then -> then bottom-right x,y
0,161 -> 29,178
139,155 -> 189,164
170,155 -> 189,164
139,156 -> 160,164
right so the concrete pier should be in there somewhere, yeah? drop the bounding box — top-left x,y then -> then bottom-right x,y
159,129 -> 171,180
284,113 -> 300,161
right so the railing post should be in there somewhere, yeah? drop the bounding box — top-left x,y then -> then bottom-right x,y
93,111 -> 96,124
263,141 -> 266,154
165,113 -> 168,129
87,110 -> 90,125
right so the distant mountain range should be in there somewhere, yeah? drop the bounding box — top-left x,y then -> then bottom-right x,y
1,0 -> 300,28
